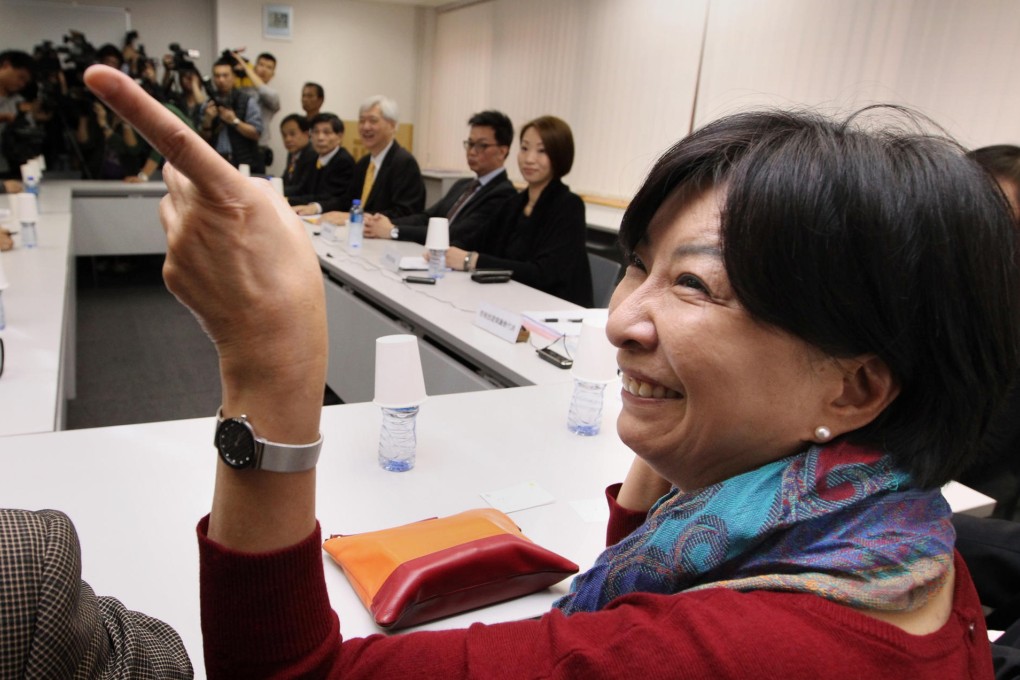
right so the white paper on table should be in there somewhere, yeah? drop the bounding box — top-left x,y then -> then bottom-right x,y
481,481 -> 556,513
399,256 -> 428,271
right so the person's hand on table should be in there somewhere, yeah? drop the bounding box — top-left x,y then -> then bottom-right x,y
363,213 -> 392,238
1,228 -> 13,251
293,204 -> 318,216
3,179 -> 23,193
322,211 -> 347,225
445,246 -> 473,270
84,64 -> 325,552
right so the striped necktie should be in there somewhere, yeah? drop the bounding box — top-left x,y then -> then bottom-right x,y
361,161 -> 376,204
446,179 -> 481,223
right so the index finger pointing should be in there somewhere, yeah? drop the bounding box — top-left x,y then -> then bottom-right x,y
83,64 -> 247,198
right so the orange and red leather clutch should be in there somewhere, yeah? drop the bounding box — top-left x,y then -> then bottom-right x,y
322,508 -> 579,630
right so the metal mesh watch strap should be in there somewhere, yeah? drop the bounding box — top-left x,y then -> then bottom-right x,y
215,408 -> 323,472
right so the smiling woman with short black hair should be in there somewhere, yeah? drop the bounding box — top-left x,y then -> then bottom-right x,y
86,63 -> 1018,679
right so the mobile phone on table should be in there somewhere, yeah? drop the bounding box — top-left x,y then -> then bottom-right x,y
404,275 -> 436,285
537,347 -> 573,369
471,269 -> 513,283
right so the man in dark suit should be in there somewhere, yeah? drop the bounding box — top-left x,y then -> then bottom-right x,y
289,113 -> 355,212
279,113 -> 316,198
319,95 -> 425,224
364,110 -> 516,249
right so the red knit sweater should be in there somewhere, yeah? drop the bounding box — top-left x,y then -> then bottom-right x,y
198,486 -> 994,679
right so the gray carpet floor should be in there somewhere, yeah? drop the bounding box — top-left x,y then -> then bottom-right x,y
66,255 -> 222,429
66,255 -> 340,430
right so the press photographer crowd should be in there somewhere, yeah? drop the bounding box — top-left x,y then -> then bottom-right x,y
0,29 -> 281,189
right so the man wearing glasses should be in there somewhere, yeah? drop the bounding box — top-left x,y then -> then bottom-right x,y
364,110 -> 516,247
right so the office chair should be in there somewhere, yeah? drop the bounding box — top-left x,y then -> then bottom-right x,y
588,252 -> 623,308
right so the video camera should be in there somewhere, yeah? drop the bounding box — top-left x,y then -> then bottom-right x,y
167,42 -> 200,73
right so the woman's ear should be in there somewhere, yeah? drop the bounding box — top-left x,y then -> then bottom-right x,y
821,354 -> 900,438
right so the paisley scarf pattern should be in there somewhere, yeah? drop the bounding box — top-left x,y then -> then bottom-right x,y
555,442 -> 954,615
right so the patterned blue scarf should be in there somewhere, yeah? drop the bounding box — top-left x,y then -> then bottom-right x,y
555,442 -> 954,615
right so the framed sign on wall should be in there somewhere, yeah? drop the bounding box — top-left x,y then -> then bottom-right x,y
263,4 -> 293,40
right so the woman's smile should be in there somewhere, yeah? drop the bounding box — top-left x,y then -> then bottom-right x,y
620,373 -> 683,400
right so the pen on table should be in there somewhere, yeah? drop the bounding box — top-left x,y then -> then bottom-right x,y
543,317 -> 583,323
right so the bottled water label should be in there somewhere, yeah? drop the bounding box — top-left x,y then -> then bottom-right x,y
21,222 -> 37,248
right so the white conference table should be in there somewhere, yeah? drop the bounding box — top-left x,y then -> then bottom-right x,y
0,381 -> 627,679
309,222 -> 583,400
0,207 -> 73,435
0,381 -> 995,679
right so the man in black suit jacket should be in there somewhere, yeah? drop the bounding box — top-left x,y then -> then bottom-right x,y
320,95 -> 425,223
364,110 -> 516,249
289,113 -> 355,212
279,113 -> 316,197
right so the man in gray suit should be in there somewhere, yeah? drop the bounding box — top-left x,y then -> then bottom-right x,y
364,110 -> 516,249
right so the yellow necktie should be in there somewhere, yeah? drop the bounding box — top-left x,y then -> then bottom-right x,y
316,158 -> 323,169
361,161 -> 376,204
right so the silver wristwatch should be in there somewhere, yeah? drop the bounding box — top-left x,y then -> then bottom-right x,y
214,408 -> 322,472
390,226 -> 399,240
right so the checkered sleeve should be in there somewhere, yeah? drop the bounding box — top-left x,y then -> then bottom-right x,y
0,509 -> 193,678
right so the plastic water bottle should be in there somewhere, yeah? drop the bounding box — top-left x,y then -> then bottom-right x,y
378,405 -> 419,471
24,173 -> 39,196
20,220 -> 37,248
347,199 -> 364,254
321,218 -> 336,243
428,249 -> 446,279
567,378 -> 606,436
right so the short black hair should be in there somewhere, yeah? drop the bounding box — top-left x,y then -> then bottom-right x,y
468,110 -> 513,148
969,145 -> 1020,211
0,50 -> 34,72
303,82 -> 324,100
213,56 -> 236,70
309,112 -> 343,134
96,43 -> 123,65
280,113 -> 310,132
620,108 -> 1020,489
256,52 -> 276,65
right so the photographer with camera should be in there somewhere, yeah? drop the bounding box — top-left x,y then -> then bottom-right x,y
198,55 -> 263,174
231,50 -> 279,170
0,49 -> 33,184
76,98 -> 146,179
161,47 -> 207,129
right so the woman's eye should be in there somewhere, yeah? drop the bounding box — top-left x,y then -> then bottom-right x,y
677,274 -> 708,293
627,253 -> 646,272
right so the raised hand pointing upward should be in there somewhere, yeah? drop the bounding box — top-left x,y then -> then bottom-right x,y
85,64 -> 325,553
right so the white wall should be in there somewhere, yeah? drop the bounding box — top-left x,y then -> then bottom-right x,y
215,0 -> 425,174
425,0 -> 1020,200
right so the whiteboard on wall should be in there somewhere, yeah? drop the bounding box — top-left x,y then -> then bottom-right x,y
0,0 -> 129,55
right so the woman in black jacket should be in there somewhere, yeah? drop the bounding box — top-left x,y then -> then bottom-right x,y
448,116 -> 593,307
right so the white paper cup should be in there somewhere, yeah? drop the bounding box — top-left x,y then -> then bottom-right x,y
571,317 -> 617,383
19,163 -> 39,184
238,163 -> 251,177
425,217 -> 449,250
373,335 -> 427,408
0,250 -> 10,290
15,193 -> 38,223
269,176 -> 284,195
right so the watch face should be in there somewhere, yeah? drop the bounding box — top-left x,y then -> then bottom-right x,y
216,418 -> 257,469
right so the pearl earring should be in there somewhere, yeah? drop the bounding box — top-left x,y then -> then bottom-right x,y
814,426 -> 832,441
